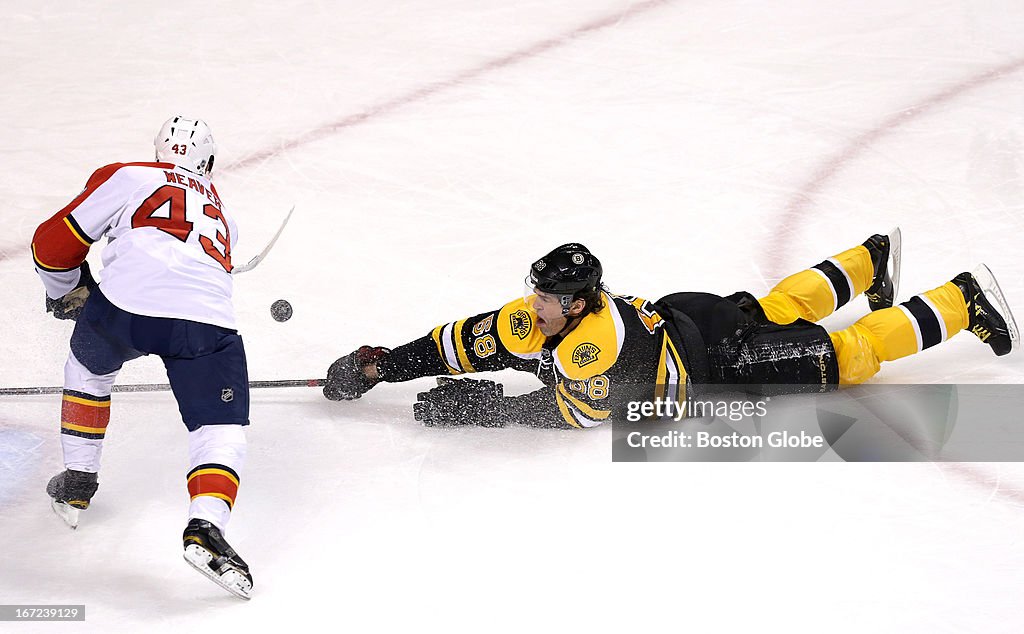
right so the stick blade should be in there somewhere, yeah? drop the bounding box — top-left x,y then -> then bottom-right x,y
232,205 -> 295,275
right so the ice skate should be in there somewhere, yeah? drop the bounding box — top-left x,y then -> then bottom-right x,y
863,227 -> 901,311
182,518 -> 253,600
46,469 -> 98,530
953,265 -> 1019,356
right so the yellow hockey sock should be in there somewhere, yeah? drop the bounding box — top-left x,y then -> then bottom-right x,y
829,282 -> 969,384
759,244 -> 875,325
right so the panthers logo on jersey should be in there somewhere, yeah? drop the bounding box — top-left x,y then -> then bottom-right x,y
510,309 -> 533,340
571,342 -> 601,368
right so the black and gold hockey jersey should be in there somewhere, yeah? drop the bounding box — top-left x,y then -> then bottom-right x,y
376,292 -> 689,428
365,234 -> 993,428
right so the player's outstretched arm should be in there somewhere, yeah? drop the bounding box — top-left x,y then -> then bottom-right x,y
322,331 -> 470,400
322,333 -> 462,401
323,305 -> 532,401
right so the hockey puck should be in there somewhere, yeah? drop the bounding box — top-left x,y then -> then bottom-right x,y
270,299 -> 293,322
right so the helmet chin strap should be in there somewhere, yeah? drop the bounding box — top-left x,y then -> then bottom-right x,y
555,296 -> 584,337
556,315 -> 583,338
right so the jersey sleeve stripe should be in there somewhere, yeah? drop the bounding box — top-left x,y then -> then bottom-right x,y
453,319 -> 476,373
556,383 -> 611,421
554,389 -> 585,428
30,163 -> 126,272
439,322 -> 465,373
431,325 -> 461,374
64,215 -> 95,245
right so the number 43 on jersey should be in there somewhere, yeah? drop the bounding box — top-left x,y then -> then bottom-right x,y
132,184 -> 232,273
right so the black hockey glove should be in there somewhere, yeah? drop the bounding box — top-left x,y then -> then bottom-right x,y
413,377 -> 507,427
323,345 -> 391,401
46,261 -> 96,321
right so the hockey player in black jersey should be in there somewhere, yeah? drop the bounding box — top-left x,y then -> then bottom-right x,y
323,233 -> 1018,429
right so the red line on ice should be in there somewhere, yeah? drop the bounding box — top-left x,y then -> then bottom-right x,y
5,1 -> 675,264
766,56 -> 1024,280
942,462 -> 1024,506
768,56 -> 1024,502
220,0 -> 675,173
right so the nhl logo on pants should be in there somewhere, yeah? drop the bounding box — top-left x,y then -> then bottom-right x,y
221,388 -> 234,403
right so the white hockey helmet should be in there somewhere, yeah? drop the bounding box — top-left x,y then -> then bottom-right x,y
154,116 -> 217,176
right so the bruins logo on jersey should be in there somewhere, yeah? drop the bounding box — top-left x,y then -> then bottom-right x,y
510,309 -> 533,340
572,342 -> 601,367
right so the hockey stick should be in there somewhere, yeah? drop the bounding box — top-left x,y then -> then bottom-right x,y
0,378 -> 325,397
232,205 -> 295,275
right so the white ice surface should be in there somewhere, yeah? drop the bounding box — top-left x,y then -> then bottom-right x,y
2,1 -> 1024,632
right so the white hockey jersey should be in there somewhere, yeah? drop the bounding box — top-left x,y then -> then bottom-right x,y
32,162 -> 240,329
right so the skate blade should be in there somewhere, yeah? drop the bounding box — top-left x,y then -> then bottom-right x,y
887,226 -> 902,303
50,499 -> 80,529
183,544 -> 252,600
973,263 -> 1020,353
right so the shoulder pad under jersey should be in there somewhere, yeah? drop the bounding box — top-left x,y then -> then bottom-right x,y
554,292 -> 624,380
496,298 -> 546,357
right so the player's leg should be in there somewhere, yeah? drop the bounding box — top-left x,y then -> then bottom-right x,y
758,230 -> 900,325
46,353 -> 115,525
184,425 -> 247,534
48,289 -> 142,526
829,267 -> 1016,384
707,318 -> 840,393
182,423 -> 251,598
163,328 -> 249,531
162,324 -> 252,598
656,292 -> 842,393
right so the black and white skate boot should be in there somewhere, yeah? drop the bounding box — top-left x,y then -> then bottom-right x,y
863,227 -> 902,311
182,518 -> 253,600
46,469 -> 98,529
952,265 -> 1019,357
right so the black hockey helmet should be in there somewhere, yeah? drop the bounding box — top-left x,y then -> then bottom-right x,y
528,243 -> 603,314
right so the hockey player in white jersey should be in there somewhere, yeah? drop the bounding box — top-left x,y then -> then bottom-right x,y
31,117 -> 253,600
